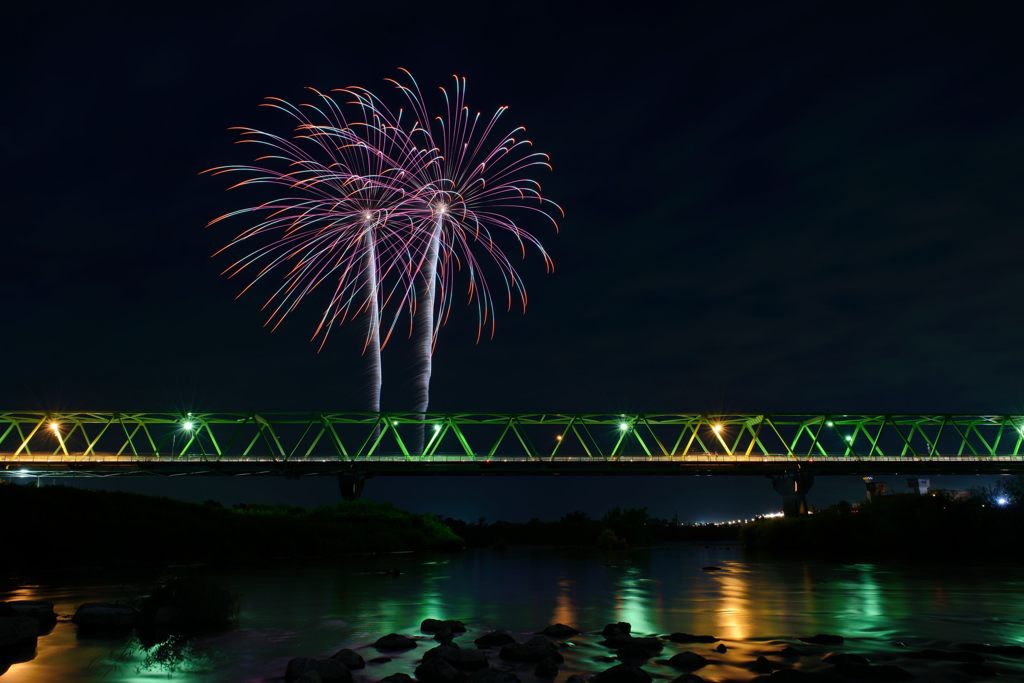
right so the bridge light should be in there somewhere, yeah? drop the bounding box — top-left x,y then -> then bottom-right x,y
555,435 -> 563,441
182,420 -> 195,432
996,495 -> 1010,507
844,435 -> 853,443
826,420 -> 834,427
618,422 -> 629,432
433,424 -> 441,433
48,421 -> 60,434
712,423 -> 723,434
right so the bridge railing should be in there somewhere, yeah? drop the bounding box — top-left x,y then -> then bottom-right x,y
2,412 -> 1023,462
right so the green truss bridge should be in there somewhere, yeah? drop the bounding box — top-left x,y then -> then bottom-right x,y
3,411 -> 1024,477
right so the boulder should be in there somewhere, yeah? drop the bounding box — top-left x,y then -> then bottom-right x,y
823,653 -> 869,667
373,633 -> 417,652
331,648 -> 366,669
751,656 -> 772,674
369,656 -> 392,664
592,663 -> 652,683
415,657 -> 465,683
534,658 -> 559,678
424,643 -> 488,671
616,638 -> 663,662
422,619 -> 467,634
539,623 -> 579,638
72,603 -> 138,629
379,674 -> 415,683
467,669 -> 521,683
672,676 -> 705,683
474,631 -> 516,649
714,644 -> 727,654
666,652 -> 707,671
665,633 -> 717,644
500,636 -> 563,663
0,617 -> 37,648
0,601 -> 56,626
286,657 -> 352,683
799,634 -> 843,646
603,622 -> 632,638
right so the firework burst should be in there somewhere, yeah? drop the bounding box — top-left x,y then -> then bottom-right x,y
204,72 -> 561,434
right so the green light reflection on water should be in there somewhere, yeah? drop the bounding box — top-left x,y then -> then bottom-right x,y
615,566 -> 658,635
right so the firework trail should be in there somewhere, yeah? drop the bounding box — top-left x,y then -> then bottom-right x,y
381,69 -> 563,450
202,87 -> 433,412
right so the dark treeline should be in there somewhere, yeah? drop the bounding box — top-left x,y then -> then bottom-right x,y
742,480 -> 1024,560
444,508 -> 740,548
0,483 -> 461,572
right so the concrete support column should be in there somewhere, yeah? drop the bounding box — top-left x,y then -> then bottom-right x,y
770,471 -> 815,516
338,473 -> 366,501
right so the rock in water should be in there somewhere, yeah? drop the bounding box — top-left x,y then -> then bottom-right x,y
468,669 -> 521,683
603,622 -> 632,638
714,644 -> 727,654
665,633 -> 718,644
823,653 -> 869,666
0,601 -> 57,630
373,633 -> 417,652
671,676 -> 705,683
500,636 -> 563,662
422,618 -> 467,634
331,648 -> 366,669
415,657 -> 465,683
779,646 -> 803,658
591,663 -> 652,683
285,658 -> 352,683
799,634 -> 844,646
379,674 -> 415,683
751,656 -> 772,673
72,603 -> 138,629
540,623 -> 579,638
534,658 -> 559,678
423,643 -> 488,671
475,631 -> 516,649
0,617 -> 37,648
666,652 -> 707,671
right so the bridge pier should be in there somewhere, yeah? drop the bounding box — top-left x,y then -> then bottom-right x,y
338,473 -> 366,501
770,471 -> 814,516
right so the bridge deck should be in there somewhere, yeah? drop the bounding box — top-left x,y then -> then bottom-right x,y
4,453 -> 1024,476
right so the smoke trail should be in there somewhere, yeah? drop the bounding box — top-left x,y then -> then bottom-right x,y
411,213 -> 444,453
363,222 -> 382,413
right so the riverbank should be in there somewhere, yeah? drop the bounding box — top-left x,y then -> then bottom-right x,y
742,489 -> 1024,560
445,509 -> 740,549
0,482 -> 462,572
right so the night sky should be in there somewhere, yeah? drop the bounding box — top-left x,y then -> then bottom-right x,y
4,2 -> 1022,520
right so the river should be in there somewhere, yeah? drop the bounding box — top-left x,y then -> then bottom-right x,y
2,544 -> 1023,681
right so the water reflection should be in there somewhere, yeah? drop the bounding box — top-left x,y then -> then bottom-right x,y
4,546 -> 1024,681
